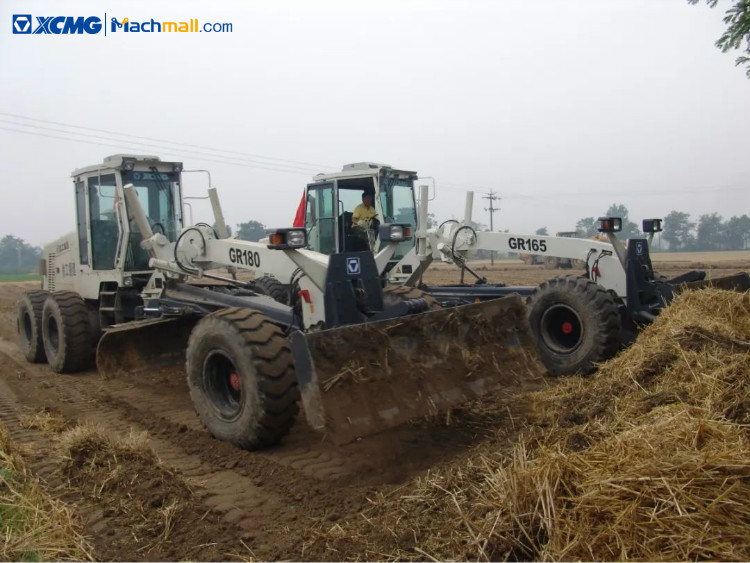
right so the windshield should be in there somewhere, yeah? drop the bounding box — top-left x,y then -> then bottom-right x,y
122,169 -> 182,271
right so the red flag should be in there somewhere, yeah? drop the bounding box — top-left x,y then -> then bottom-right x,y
293,191 -> 306,227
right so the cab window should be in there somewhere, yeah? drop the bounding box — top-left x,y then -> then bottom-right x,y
88,174 -> 119,270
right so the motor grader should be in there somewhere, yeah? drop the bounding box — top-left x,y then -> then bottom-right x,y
16,154 -> 543,450
266,162 -> 749,376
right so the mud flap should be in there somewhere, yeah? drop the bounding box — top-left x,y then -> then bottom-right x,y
96,317 -> 199,380
290,294 -> 545,444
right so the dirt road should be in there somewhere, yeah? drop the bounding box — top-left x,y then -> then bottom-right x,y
0,282 -> 522,561
0,253 -> 747,560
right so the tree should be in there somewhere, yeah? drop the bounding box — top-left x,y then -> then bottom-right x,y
690,0 -> 750,77
605,203 -> 640,239
236,220 -> 267,242
0,235 -> 42,274
576,217 -> 600,237
696,212 -> 724,250
535,226 -> 549,236
662,210 -> 696,251
426,213 -> 437,229
724,214 -> 750,249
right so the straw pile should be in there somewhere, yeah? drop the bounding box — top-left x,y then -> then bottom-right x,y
57,424 -> 195,551
311,288 -> 750,561
0,422 -> 92,561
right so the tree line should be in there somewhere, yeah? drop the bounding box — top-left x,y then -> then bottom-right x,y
537,204 -> 749,252
0,235 -> 42,274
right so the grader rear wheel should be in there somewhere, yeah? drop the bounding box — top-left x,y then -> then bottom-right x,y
41,292 -> 95,373
186,307 -> 299,450
17,290 -> 48,363
253,276 -> 290,305
382,285 -> 442,311
527,276 -> 621,376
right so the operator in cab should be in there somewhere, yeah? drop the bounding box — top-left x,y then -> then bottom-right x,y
352,192 -> 378,230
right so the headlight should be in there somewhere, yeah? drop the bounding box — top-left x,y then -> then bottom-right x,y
379,223 -> 412,242
597,217 -> 622,233
267,228 -> 307,250
286,230 -> 307,248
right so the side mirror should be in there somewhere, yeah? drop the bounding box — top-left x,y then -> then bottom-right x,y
597,217 -> 622,233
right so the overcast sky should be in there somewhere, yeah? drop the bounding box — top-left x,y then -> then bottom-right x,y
1,0 -> 748,247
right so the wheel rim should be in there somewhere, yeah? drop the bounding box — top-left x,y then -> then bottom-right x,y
202,350 -> 243,420
22,310 -> 33,344
539,304 -> 583,354
46,315 -> 60,355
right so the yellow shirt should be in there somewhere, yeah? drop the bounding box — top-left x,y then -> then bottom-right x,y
352,203 -> 378,226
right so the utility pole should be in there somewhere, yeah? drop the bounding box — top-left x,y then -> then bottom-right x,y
482,190 -> 500,265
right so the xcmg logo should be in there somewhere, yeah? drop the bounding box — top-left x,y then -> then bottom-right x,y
12,14 -> 102,35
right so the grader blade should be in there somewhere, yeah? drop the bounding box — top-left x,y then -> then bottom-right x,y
677,272 -> 750,293
291,294 -> 545,444
96,317 -> 199,381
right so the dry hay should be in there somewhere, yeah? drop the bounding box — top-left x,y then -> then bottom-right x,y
20,408 -> 72,434
0,422 -> 92,561
57,424 -> 195,556
309,288 -> 750,561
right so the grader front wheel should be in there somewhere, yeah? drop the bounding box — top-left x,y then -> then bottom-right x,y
185,308 -> 300,450
527,276 -> 622,376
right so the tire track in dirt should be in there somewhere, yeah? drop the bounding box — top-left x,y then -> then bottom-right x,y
0,339 -> 296,532
0,333 -> 487,538
0,281 -> 550,559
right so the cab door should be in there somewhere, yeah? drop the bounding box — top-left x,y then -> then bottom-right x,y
304,182 -> 337,255
86,172 -> 122,271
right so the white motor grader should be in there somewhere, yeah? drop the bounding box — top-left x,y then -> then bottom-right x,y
259,162 -> 746,375
17,155 -> 545,450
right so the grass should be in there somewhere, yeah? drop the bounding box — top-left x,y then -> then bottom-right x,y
0,274 -> 41,283
0,422 -> 92,561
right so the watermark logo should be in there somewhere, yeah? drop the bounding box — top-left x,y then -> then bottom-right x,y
12,15 -> 32,34
11,14 -> 232,36
12,15 -> 102,34
110,17 -> 231,33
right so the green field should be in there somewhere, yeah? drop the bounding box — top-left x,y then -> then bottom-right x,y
0,274 -> 41,283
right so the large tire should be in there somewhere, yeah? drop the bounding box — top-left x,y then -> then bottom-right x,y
253,276 -> 289,305
17,290 -> 49,363
527,276 -> 621,376
41,292 -> 95,373
544,256 -> 560,270
186,308 -> 299,450
382,285 -> 441,311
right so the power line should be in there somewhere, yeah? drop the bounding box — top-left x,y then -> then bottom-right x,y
0,125 -> 319,179
0,112 -> 336,170
0,113 -> 747,201
0,119 -> 322,174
